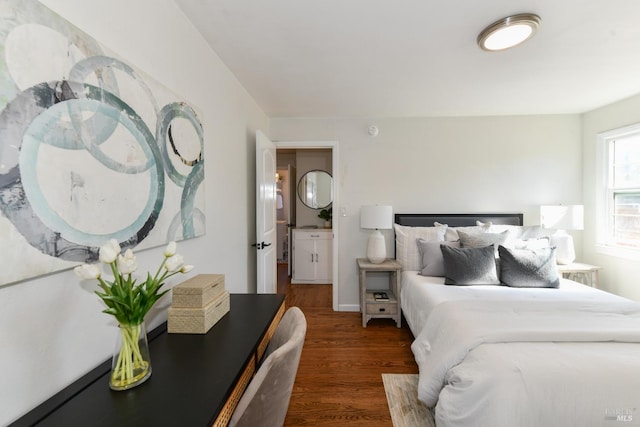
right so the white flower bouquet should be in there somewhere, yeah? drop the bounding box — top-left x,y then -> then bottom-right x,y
75,239 -> 193,390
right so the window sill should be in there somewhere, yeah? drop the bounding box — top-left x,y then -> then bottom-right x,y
595,244 -> 640,261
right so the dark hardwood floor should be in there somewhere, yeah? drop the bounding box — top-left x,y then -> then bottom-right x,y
278,263 -> 418,426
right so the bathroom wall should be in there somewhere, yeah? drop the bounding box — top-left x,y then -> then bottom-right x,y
295,149 -> 333,228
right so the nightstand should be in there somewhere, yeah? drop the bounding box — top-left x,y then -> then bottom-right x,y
357,258 -> 402,328
557,262 -> 602,287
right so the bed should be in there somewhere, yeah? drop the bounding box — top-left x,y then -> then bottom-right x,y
394,213 -> 640,427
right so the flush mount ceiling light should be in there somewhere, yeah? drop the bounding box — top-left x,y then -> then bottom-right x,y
477,13 -> 541,52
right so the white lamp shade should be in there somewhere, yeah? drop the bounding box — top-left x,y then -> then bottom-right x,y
360,205 -> 392,230
540,205 -> 584,230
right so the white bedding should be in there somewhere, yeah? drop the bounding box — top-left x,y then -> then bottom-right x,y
401,272 -> 640,427
400,271 -> 630,337
436,341 -> 640,426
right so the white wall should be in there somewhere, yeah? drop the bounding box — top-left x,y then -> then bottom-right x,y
582,93 -> 640,301
5,3 -> 637,423
271,115 -> 583,310
0,1 -> 268,424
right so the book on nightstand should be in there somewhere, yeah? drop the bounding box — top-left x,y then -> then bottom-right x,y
373,292 -> 390,301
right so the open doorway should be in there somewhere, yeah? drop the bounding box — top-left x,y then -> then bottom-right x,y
274,142 -> 338,310
275,162 -> 295,294
275,168 -> 289,294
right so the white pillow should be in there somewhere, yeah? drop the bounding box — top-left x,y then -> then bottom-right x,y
435,221 -> 490,241
394,223 -> 446,271
476,221 -> 543,238
509,237 -> 550,251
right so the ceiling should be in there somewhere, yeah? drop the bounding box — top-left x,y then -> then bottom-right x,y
175,0 -> 640,118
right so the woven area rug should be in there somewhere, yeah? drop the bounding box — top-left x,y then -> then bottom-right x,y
382,374 -> 435,427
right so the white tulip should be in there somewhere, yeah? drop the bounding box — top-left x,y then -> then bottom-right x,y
164,241 -> 177,257
164,254 -> 184,272
117,249 -> 138,274
107,239 -> 121,255
74,264 -> 101,280
99,239 -> 121,264
180,265 -> 194,274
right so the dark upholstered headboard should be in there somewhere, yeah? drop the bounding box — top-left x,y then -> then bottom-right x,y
394,213 -> 523,228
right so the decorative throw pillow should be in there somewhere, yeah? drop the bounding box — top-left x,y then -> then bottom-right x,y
498,245 -> 560,288
518,226 -> 543,240
476,221 -> 543,240
416,239 -> 460,276
511,237 -> 550,251
458,230 -> 510,248
440,245 -> 500,285
394,223 -> 447,271
434,222 -> 490,242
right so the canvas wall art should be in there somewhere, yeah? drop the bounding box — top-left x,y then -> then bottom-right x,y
0,0 -> 206,286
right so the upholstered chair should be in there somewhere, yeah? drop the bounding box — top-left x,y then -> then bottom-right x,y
228,306 -> 307,427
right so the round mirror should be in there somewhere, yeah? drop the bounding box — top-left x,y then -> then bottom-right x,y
297,170 -> 333,209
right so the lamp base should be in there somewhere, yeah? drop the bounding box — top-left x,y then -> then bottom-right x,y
367,230 -> 386,264
551,232 -> 576,265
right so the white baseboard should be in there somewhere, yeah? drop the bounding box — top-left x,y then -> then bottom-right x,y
337,304 -> 360,312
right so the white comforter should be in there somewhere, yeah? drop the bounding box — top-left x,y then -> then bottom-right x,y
403,273 -> 640,427
400,271 -> 630,337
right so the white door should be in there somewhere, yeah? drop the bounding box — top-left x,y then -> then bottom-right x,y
287,164 -> 296,276
256,131 -> 277,294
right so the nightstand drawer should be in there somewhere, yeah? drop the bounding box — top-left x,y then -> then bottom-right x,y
365,302 -> 398,315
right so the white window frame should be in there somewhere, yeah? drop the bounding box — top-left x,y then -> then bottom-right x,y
596,123 -> 640,260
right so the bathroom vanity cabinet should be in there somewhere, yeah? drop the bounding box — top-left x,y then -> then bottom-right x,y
291,228 -> 332,284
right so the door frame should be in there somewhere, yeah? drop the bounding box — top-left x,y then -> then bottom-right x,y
275,140 -> 339,311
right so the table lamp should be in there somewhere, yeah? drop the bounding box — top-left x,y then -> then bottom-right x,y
540,205 -> 584,264
360,205 -> 392,264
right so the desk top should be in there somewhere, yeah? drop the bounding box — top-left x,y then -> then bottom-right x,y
14,294 -> 285,427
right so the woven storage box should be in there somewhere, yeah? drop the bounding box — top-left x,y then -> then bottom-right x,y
168,290 -> 230,334
172,274 -> 225,308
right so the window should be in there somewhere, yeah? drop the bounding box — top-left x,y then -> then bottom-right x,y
597,124 -> 640,256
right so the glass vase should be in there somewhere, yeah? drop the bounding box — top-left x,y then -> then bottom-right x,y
110,322 -> 152,391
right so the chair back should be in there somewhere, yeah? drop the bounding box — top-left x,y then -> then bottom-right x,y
228,306 -> 307,427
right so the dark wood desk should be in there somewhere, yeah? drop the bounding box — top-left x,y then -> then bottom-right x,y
13,294 -> 285,427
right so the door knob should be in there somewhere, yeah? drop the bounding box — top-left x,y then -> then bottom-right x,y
252,241 -> 272,250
